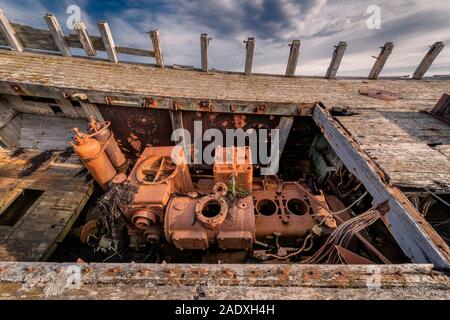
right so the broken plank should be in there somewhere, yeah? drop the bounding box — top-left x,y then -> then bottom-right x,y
412,42 -> 445,80
0,9 -> 23,52
44,14 -> 71,57
285,40 -> 300,77
55,99 -> 79,118
98,21 -> 117,63
73,22 -> 96,56
313,105 -> 450,269
149,30 -> 164,68
325,42 -> 347,79
244,37 -> 255,75
200,33 -> 210,72
368,42 -> 394,80
79,102 -> 104,121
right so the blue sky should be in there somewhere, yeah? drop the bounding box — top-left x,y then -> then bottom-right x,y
0,0 -> 449,76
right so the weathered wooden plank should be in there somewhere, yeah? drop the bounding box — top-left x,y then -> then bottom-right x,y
244,37 -> 255,75
277,116 -> 294,158
79,102 -> 104,121
4,95 -> 55,116
313,105 -> 450,269
267,116 -> 294,174
149,30 -> 164,68
0,114 -> 21,147
0,262 -> 448,300
325,42 -> 347,79
44,14 -> 71,57
0,97 -> 16,129
97,21 -> 117,63
0,9 -> 23,51
285,40 -> 300,77
0,23 -> 155,58
412,42 -> 445,80
200,33 -> 210,72
18,114 -> 85,150
368,42 -> 394,80
55,99 -> 79,118
73,22 -> 96,56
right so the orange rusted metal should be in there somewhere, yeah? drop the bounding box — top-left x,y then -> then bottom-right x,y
71,128 -> 117,188
165,190 -> 255,250
213,146 -> 253,193
125,146 -> 193,247
88,119 -> 127,171
254,182 -> 336,244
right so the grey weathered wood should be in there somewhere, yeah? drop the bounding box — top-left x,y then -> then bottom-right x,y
412,42 -> 445,80
98,21 -> 117,63
277,116 -> 294,156
325,42 -> 347,79
55,99 -> 79,118
313,105 -> 450,269
266,116 -> 294,174
115,46 -> 155,57
0,9 -> 23,51
44,14 -> 71,57
0,113 -> 21,147
200,33 -> 210,72
73,22 -> 96,56
4,95 -> 55,116
244,37 -> 255,75
79,101 -> 104,121
0,262 -> 448,300
149,30 -> 164,68
0,97 -> 16,129
368,42 -> 394,79
0,22 -> 155,58
285,40 -> 300,77
19,114 -> 86,150
169,110 -> 188,158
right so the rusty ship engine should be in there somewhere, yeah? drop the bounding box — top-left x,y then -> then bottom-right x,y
71,121 -> 338,262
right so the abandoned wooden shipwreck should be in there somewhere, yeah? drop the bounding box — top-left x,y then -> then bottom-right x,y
0,9 -> 449,299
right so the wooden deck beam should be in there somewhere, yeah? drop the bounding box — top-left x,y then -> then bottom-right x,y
244,37 -> 255,75
325,42 -> 347,79
149,30 -> 164,68
44,14 -> 71,57
313,105 -> 450,269
412,42 -> 445,80
0,9 -> 23,52
368,42 -> 394,80
285,40 -> 300,77
74,22 -> 97,56
200,33 -> 210,72
98,21 -> 117,63
0,262 -> 448,299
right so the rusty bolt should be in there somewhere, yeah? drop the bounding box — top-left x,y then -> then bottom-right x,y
82,267 -> 92,274
173,101 -> 179,110
230,105 -> 237,112
24,266 -> 34,273
109,267 -> 122,274
255,105 -> 265,113
143,98 -> 156,108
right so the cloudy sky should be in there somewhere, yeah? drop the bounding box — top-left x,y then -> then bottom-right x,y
0,0 -> 449,76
